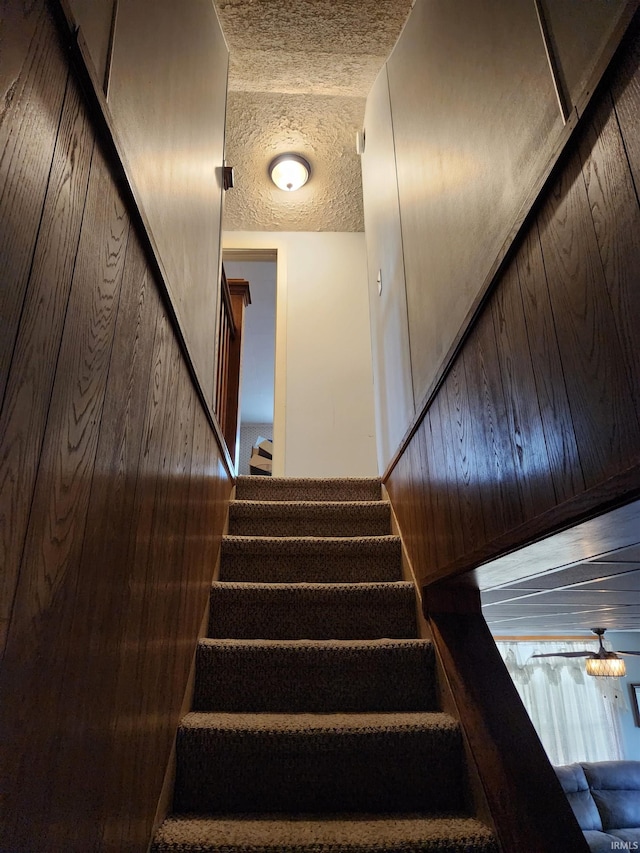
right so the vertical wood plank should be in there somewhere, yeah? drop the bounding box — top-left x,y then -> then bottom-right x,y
438,370 -> 465,557
0,141 -> 129,847
491,264 -> 556,519
122,331 -> 182,846
102,306 -> 173,851
578,90 -> 640,423
516,224 -> 585,502
538,147 -> 640,486
161,358 -> 197,707
386,432 -> 437,581
443,362 -> 486,554
610,13 -> 640,195
463,312 -> 523,543
0,2 -> 69,402
425,402 -> 460,565
0,76 -> 93,655
45,233 -> 159,848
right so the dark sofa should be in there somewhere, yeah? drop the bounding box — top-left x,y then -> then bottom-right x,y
555,761 -> 640,853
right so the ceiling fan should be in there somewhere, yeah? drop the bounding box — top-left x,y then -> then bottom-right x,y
531,628 -> 640,677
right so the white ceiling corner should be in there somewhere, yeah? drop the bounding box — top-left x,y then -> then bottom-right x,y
214,0 -> 413,232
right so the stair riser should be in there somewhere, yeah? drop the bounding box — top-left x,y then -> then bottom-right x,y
193,644 -> 437,713
219,550 -> 402,584
228,509 -> 391,538
175,730 -> 466,814
235,478 -> 382,502
209,584 -> 418,640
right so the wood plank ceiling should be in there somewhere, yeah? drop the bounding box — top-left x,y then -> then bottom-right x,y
478,500 -> 640,635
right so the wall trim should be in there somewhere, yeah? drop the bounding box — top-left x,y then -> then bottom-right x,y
49,0 -> 235,480
382,2 -> 639,485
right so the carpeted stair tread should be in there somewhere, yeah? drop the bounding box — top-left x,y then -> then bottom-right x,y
155,476 -> 495,850
235,476 -> 382,502
175,712 -> 466,814
208,581 -> 418,639
193,639 -> 436,712
152,813 -> 498,852
180,710 -> 457,735
220,535 -> 402,583
228,500 -> 391,537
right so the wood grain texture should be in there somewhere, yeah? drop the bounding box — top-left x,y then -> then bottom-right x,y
0,5 -> 233,849
103,309 -> 176,852
386,423 -> 438,578
44,233 -> 160,848
443,362 -> 486,556
463,312 -> 523,542
427,605 -> 590,853
579,90 -> 640,426
0,1 -> 69,403
386,21 -> 640,591
515,223 -> 585,503
0,75 -> 93,655
538,146 -> 640,487
5,139 -> 128,660
428,397 -> 465,565
613,13 -> 640,193
491,263 -> 556,519
108,0 -> 228,408
387,0 -> 564,405
0,139 -> 129,847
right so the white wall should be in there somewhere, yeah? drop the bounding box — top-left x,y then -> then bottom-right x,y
361,67 -> 415,472
609,632 -> 640,759
222,232 -> 378,478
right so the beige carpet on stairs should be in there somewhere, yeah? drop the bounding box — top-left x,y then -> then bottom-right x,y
152,476 -> 498,853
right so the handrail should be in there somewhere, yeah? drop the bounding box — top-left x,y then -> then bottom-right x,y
214,268 -> 251,465
220,266 -> 237,341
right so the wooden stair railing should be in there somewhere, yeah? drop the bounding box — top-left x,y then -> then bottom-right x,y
215,269 -> 251,465
422,582 -> 590,853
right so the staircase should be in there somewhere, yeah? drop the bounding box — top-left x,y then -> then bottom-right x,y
152,477 -> 497,853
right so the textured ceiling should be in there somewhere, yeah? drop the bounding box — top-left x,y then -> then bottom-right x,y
214,0 -> 413,232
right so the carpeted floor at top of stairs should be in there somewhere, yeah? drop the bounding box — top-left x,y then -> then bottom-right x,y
152,477 -> 498,853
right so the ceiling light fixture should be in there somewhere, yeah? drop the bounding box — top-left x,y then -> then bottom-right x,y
585,655 -> 626,677
269,153 -> 310,192
532,627 -> 634,677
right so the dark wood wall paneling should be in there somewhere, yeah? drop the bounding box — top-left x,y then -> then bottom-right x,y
386,17 -> 640,590
0,4 -> 232,850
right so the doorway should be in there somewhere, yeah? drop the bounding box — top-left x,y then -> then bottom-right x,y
223,249 -> 278,476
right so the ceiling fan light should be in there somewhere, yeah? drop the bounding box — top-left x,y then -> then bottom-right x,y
269,154 -> 310,192
585,656 -> 626,677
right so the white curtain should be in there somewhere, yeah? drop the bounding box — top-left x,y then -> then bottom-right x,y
496,641 -> 626,766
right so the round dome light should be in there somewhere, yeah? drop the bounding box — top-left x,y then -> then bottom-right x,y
269,154 -> 311,192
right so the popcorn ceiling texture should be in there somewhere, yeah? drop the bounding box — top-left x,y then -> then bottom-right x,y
214,0 -> 413,232
224,91 -> 366,232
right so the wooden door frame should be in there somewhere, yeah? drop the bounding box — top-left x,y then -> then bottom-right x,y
221,242 -> 286,477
